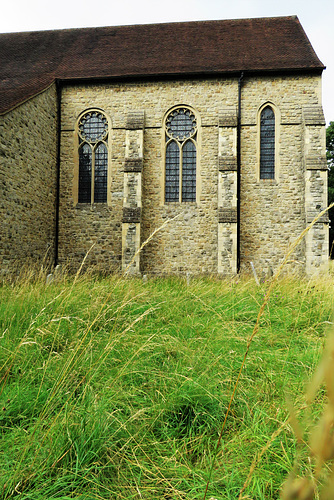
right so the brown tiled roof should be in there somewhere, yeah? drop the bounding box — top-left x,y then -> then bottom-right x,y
0,16 -> 325,115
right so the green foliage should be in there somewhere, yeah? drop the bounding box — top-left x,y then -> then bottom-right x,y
0,275 -> 333,499
327,122 -> 334,255
326,121 -> 334,170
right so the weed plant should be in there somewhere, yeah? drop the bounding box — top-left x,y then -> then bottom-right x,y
0,272 -> 333,499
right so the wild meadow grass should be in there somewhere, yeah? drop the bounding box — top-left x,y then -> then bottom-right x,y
0,271 -> 334,499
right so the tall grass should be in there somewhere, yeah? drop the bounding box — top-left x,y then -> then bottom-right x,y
1,271 -> 333,499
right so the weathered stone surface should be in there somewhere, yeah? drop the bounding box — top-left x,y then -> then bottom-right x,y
58,75 -> 326,275
304,105 -> 328,275
122,207 -> 141,223
126,110 -> 145,130
303,106 -> 326,126
218,224 -> 237,275
121,113 -> 144,273
1,73 -> 327,277
0,85 -> 58,276
218,110 -> 238,274
218,107 -> 238,127
218,208 -> 238,224
218,156 -> 237,171
306,212 -> 329,224
123,158 -> 143,172
305,155 -> 327,170
240,75 -> 327,276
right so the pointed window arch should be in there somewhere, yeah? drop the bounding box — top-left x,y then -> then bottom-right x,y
260,105 -> 275,179
78,110 -> 108,203
165,107 -> 197,202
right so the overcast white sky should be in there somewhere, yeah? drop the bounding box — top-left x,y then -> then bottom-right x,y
1,0 -> 333,124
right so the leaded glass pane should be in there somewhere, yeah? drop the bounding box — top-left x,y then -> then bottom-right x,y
165,140 -> 180,202
78,143 -> 92,203
79,111 -> 108,143
94,143 -> 108,203
260,106 -> 275,179
182,140 -> 196,202
166,109 -> 196,142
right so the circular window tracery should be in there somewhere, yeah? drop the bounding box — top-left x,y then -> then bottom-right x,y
165,108 -> 197,142
78,111 -> 108,143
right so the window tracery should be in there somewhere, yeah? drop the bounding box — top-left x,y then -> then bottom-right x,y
78,110 -> 108,203
165,107 -> 197,202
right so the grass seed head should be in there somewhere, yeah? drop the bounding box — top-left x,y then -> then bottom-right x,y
281,477 -> 315,500
310,406 -> 334,464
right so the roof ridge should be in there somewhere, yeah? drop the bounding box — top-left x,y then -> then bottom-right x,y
0,16 -> 324,115
0,15 -> 300,36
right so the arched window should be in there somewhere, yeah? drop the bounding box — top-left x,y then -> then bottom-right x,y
165,107 -> 197,202
260,106 -> 275,179
78,110 -> 108,203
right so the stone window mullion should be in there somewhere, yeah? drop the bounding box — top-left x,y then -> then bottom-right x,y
179,142 -> 183,202
91,145 -> 96,204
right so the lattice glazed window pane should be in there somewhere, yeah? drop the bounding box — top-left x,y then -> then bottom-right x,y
78,143 -> 92,203
79,112 -> 108,143
182,140 -> 196,202
94,143 -> 108,203
165,140 -> 180,202
260,106 -> 275,179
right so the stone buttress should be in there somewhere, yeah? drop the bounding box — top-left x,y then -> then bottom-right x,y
303,105 -> 328,274
217,107 -> 238,275
122,111 -> 144,274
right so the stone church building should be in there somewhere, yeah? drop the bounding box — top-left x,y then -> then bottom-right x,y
0,16 -> 328,277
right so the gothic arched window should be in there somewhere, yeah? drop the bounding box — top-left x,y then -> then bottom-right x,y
78,110 -> 108,203
165,107 -> 197,202
260,106 -> 275,179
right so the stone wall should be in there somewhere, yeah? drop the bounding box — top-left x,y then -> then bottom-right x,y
0,85 -> 58,277
58,104 -> 123,272
240,74 -> 326,277
59,79 -> 231,274
58,74 -> 327,276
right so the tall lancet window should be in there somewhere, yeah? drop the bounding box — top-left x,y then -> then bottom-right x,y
78,110 -> 108,203
260,106 -> 275,179
165,107 -> 197,202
